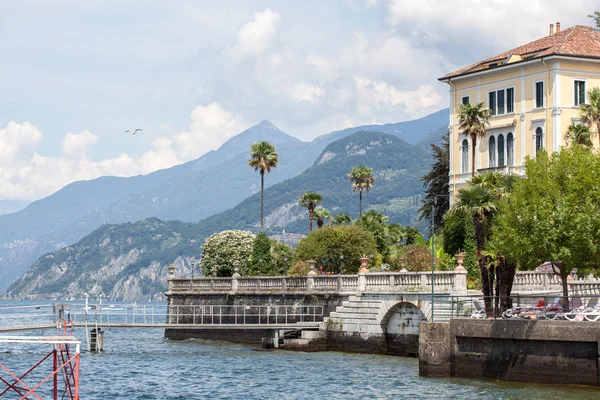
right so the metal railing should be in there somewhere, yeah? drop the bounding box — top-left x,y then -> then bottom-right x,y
428,293 -> 600,322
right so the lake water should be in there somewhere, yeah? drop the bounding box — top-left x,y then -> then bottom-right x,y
1,302 -> 599,399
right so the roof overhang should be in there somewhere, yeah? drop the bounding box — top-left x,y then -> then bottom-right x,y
439,54 -> 600,83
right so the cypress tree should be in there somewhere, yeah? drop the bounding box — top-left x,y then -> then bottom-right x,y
249,232 -> 272,275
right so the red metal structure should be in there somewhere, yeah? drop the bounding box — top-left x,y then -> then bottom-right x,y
0,319 -> 80,399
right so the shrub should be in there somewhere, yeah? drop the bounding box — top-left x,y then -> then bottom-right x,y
249,233 -> 272,276
200,230 -> 255,276
295,225 -> 378,274
288,260 -> 310,276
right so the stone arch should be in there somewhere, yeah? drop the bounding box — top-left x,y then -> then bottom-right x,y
379,301 -> 428,335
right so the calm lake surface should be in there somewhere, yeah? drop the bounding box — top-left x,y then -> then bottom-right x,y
1,301 -> 599,399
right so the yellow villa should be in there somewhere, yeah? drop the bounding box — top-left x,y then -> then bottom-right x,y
439,23 -> 600,203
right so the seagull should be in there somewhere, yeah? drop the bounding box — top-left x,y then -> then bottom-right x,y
126,128 -> 142,135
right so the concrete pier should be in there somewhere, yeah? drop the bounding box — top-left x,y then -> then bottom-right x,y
419,319 -> 600,386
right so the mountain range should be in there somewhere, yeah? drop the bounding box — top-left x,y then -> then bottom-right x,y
0,109 -> 447,293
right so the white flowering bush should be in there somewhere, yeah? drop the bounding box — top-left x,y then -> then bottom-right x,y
201,230 -> 255,276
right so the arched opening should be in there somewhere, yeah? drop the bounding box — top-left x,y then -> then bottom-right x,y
381,302 -> 427,357
507,132 -> 514,166
536,127 -> 544,155
461,139 -> 469,173
488,136 -> 496,168
498,134 -> 505,167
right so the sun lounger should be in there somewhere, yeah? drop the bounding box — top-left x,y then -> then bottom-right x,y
470,299 -> 486,319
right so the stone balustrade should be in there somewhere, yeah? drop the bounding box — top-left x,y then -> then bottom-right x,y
512,271 -> 600,293
167,270 -> 468,295
167,268 -> 600,296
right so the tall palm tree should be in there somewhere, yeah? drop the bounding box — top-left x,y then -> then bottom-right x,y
451,185 -> 497,316
299,192 -> 323,232
331,213 -> 352,226
565,123 -> 594,149
580,87 -> 600,143
247,141 -> 278,232
348,165 -> 375,219
458,102 -> 491,177
313,208 -> 331,229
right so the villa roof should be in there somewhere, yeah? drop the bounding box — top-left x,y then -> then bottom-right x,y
440,25 -> 600,80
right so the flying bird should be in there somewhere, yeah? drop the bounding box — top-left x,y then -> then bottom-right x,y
126,128 -> 142,135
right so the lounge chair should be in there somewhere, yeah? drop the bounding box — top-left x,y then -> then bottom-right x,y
470,299 -> 486,319
502,297 -> 563,320
561,297 -> 595,321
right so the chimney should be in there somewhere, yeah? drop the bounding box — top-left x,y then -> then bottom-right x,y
556,22 -> 561,33
549,24 -> 554,36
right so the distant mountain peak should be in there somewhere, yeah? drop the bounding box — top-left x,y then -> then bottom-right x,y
257,119 -> 276,128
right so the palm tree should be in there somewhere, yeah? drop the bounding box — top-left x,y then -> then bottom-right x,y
331,213 -> 352,226
313,208 -> 331,229
348,165 -> 375,219
580,87 -> 600,143
247,141 -> 278,232
451,185 -> 497,316
299,192 -> 323,232
458,102 -> 491,177
565,123 -> 594,149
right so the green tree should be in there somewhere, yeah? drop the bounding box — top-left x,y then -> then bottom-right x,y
249,232 -> 272,276
201,230 -> 255,276
313,208 -> 331,228
419,134 -> 450,231
580,87 -> 600,139
494,146 -> 600,309
565,123 -> 594,148
248,141 -> 278,232
348,165 -> 375,219
331,213 -> 352,226
295,225 -> 378,274
589,11 -> 600,27
442,210 -> 478,280
458,102 -> 491,177
403,226 -> 421,245
299,192 -> 323,232
357,210 -> 403,261
270,241 -> 295,275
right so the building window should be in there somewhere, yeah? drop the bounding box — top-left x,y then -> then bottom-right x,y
535,127 -> 544,155
489,136 -> 496,168
498,134 -> 505,167
535,81 -> 544,108
507,88 -> 514,113
461,139 -> 469,173
507,132 -> 514,166
488,88 -> 514,115
462,96 -> 470,105
497,90 -> 505,115
489,92 -> 496,115
574,80 -> 586,106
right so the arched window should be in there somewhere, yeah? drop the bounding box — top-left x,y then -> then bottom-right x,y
507,132 -> 514,166
535,127 -> 543,155
498,134 -> 505,167
489,136 -> 496,168
461,139 -> 469,173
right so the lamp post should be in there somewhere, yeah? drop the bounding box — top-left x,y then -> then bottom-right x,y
339,254 -> 344,275
283,257 -> 288,275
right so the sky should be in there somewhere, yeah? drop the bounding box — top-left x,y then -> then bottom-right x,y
0,0 -> 594,202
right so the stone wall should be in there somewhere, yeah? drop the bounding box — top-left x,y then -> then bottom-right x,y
419,319 -> 600,386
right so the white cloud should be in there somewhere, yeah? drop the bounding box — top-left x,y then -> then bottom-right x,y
354,77 -> 442,119
289,83 -> 325,104
231,9 -> 281,58
385,0 -> 588,51
0,122 -> 43,164
173,103 -> 248,160
62,130 -> 98,157
0,102 -> 246,200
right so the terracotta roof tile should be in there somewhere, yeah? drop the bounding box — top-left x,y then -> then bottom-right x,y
440,25 -> 600,80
